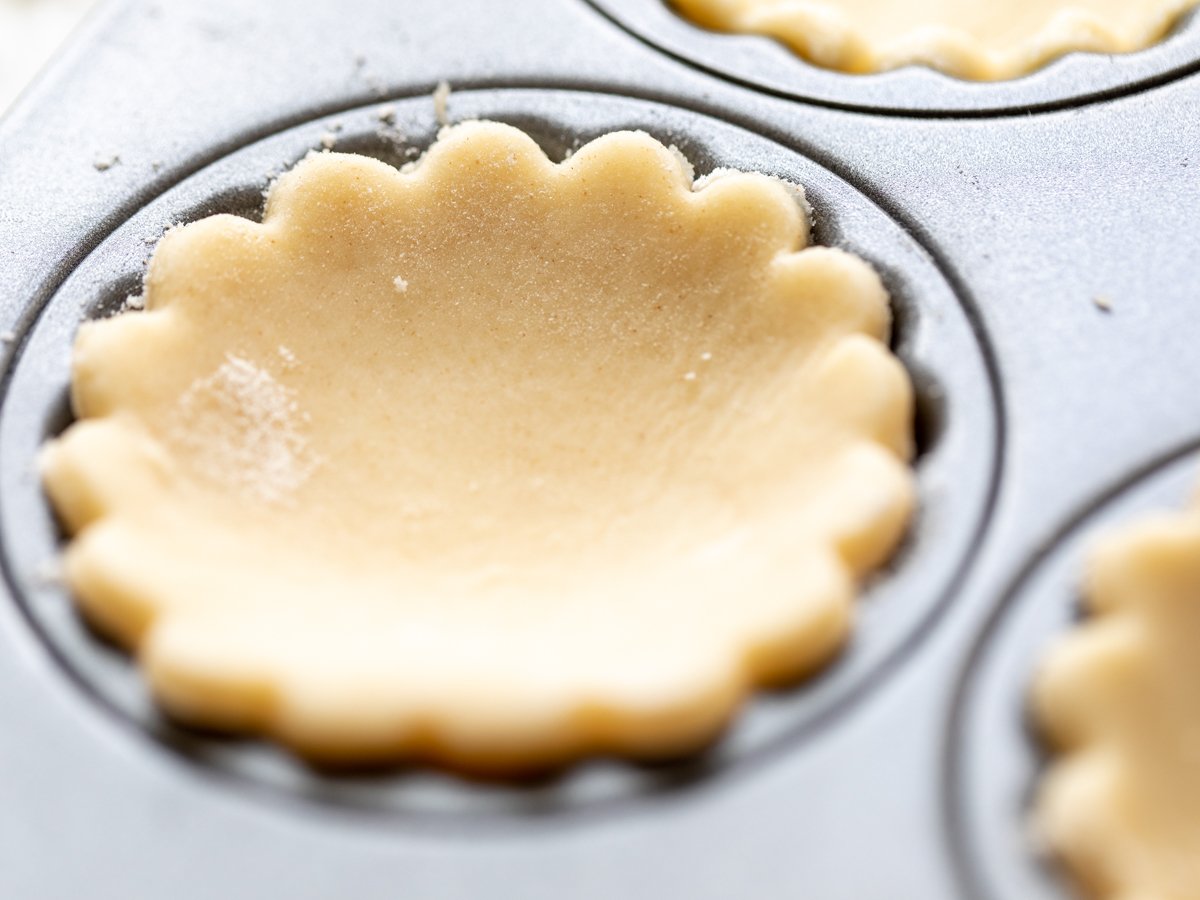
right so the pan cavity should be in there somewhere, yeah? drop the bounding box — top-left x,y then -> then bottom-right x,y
0,89 -> 998,821
587,0 -> 1200,115
947,443 -> 1200,900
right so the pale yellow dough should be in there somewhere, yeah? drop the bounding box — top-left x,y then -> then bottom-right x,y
1034,503 -> 1200,898
42,121 -> 914,770
671,0 -> 1200,80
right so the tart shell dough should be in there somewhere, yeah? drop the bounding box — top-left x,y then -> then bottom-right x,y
42,121 -> 914,770
671,0 -> 1200,81
1034,503 -> 1200,898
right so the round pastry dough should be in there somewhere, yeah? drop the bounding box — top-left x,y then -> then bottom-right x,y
42,121 -> 915,770
670,0 -> 1200,81
1034,502 -> 1200,898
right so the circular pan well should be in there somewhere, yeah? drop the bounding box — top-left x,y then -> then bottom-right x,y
0,89 -> 998,823
587,0 -> 1200,116
947,444 -> 1200,900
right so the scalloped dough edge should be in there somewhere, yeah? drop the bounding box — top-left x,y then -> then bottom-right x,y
1032,508 -> 1200,897
671,0 -> 1200,81
42,122 -> 916,772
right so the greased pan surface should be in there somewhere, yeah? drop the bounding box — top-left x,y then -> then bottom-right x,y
1,2 -> 1198,898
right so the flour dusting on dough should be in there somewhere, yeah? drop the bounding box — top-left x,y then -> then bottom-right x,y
171,355 -> 317,503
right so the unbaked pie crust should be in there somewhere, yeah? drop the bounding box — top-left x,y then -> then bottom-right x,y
1035,500 -> 1200,898
42,121 -> 915,770
671,0 -> 1200,81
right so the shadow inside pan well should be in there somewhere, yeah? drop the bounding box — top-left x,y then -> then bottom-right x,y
0,89 -> 998,824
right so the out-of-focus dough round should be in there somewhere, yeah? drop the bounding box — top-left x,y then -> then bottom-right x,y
671,0 -> 1200,81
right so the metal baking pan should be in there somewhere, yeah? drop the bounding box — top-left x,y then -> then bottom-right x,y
1,1 -> 1198,897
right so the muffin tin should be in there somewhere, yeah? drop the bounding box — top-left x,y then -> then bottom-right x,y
1,1 -> 1198,897
591,0 -> 1200,114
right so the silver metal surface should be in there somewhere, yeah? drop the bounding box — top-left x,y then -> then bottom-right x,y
0,1 -> 1197,898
